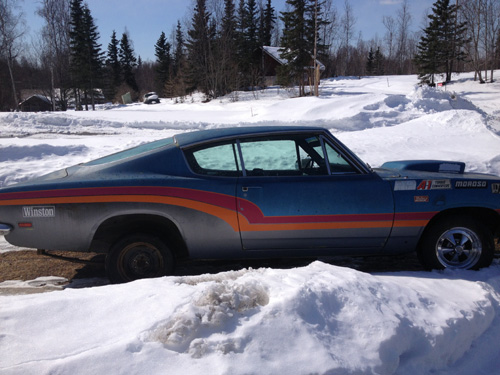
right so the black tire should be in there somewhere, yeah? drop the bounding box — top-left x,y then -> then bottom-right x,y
419,215 -> 494,270
106,234 -> 174,283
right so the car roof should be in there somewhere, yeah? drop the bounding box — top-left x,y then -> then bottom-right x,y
173,126 -> 327,148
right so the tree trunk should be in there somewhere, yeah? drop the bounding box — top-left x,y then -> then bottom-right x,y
6,54 -> 19,110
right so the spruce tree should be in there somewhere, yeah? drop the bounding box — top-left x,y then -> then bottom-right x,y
173,21 -> 184,77
261,0 -> 276,46
105,30 -> 121,100
69,0 -> 86,107
166,20 -> 186,99
366,48 -> 375,75
186,0 -> 214,97
82,5 -> 103,109
374,47 -> 385,76
279,0 -> 316,95
243,0 -> 261,87
155,31 -> 171,95
236,0 -> 248,76
119,32 -> 138,92
220,0 -> 239,93
69,0 -> 103,110
415,0 -> 467,84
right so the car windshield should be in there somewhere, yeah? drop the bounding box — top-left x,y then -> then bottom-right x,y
84,137 -> 174,166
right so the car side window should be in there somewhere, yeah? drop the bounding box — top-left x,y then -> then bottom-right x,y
240,139 -> 298,175
324,141 -> 358,174
239,135 -> 329,176
185,143 -> 241,176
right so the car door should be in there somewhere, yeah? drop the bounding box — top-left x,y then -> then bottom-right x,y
181,141 -> 243,257
236,133 -> 394,252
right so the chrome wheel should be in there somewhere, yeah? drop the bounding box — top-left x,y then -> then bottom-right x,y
435,227 -> 482,269
419,215 -> 494,270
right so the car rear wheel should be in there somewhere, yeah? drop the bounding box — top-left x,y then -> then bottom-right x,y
419,216 -> 494,270
106,234 -> 174,283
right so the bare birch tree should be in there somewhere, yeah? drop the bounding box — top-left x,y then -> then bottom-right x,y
339,0 -> 356,75
0,0 -> 25,110
37,0 -> 71,110
395,0 -> 412,74
459,0 -> 500,83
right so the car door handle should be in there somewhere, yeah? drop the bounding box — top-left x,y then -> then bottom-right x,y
242,186 -> 261,192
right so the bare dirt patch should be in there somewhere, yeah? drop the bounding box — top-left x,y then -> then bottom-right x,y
0,249 -> 425,286
1,243 -> 498,288
0,250 -> 106,283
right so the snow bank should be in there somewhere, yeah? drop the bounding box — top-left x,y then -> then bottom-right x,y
1,262 -> 499,375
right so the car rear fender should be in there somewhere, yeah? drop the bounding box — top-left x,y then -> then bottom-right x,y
90,213 -> 189,260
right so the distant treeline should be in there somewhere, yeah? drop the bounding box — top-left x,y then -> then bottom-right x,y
1,0 -> 499,111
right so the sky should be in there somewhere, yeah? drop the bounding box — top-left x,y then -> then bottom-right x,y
21,0 -> 436,61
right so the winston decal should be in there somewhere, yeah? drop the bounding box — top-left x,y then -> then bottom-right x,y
22,206 -> 55,218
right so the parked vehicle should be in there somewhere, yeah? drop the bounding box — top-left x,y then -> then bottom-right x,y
143,92 -> 160,104
1,126 -> 499,282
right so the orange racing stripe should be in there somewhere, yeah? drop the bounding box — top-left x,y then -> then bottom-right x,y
1,194 -> 431,232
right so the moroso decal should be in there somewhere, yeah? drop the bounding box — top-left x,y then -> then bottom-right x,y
455,180 -> 487,189
0,186 -> 435,232
417,180 -> 451,190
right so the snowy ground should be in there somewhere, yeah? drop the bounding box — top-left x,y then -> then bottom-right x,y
1,73 -> 500,374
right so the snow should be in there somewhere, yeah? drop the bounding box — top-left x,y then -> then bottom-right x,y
1,72 -> 500,374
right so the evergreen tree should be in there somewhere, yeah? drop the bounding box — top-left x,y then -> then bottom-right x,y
234,0 -> 261,88
155,31 -> 171,95
415,0 -> 467,84
279,0 -> 315,95
222,0 -> 237,47
119,32 -> 138,92
374,47 -> 385,76
261,0 -> 276,46
186,0 -> 214,97
69,0 -> 103,110
220,0 -> 239,93
69,0 -> 85,106
81,5 -> 103,109
105,30 -> 121,100
245,0 -> 259,53
236,0 -> 247,73
366,47 -> 375,75
166,20 -> 187,99
173,21 -> 184,77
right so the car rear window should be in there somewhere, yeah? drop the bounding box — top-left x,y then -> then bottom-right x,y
84,137 -> 174,166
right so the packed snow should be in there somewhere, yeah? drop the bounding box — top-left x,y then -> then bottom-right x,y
1,73 -> 500,374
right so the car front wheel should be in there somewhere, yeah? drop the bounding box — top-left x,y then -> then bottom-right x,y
106,234 -> 174,283
419,216 -> 494,270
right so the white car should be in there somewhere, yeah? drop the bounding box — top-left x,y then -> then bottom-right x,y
144,92 -> 160,104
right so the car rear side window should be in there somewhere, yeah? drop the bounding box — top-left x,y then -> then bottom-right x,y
185,143 -> 241,176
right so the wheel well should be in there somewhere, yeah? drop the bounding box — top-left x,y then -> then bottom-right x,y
418,207 -> 500,251
90,214 -> 189,260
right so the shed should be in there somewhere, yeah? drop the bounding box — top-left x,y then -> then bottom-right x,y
19,95 -> 52,112
262,46 -> 326,86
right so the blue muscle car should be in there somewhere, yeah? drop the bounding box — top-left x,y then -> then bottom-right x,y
1,126 -> 499,282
